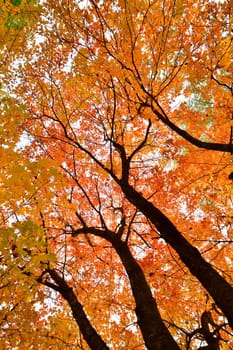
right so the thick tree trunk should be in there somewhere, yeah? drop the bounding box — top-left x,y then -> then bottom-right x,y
120,182 -> 233,329
73,227 -> 180,349
111,235 -> 180,350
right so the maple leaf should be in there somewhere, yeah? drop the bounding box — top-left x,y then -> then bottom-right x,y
0,0 -> 232,349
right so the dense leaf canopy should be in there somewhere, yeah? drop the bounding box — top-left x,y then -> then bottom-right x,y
0,0 -> 232,349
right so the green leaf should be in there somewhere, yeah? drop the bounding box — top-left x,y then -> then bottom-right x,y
10,0 -> 22,6
5,13 -> 25,30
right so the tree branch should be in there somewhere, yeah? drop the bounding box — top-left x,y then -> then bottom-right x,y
40,269 -> 109,350
118,181 -> 233,329
149,102 -> 233,153
71,226 -> 180,349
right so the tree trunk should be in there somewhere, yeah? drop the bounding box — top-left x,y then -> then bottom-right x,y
73,227 -> 180,349
47,269 -> 110,350
120,182 -> 233,329
111,235 -> 180,350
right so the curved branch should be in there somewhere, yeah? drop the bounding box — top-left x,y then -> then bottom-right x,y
149,103 -> 233,153
211,73 -> 233,95
39,269 -> 109,350
60,122 -> 233,329
118,181 -> 233,329
72,227 -> 180,349
128,119 -> 152,161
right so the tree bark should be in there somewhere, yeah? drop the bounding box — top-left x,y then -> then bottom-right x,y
109,234 -> 180,350
45,269 -> 110,350
120,182 -> 233,329
73,227 -> 180,349
149,103 -> 233,153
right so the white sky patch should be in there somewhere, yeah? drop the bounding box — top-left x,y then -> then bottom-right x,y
62,53 -> 73,73
132,245 -> 147,259
62,48 -> 79,73
193,208 -> 207,221
125,321 -> 138,334
170,94 -> 187,111
15,131 -> 34,151
164,159 -> 178,172
110,313 -> 120,324
74,0 -> 89,8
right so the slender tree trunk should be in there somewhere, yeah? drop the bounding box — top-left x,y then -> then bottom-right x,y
120,182 -> 233,329
46,269 -> 110,350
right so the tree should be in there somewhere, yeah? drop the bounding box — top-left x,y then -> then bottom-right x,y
0,0 -> 232,349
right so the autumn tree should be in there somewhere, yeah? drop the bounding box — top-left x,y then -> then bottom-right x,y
0,0 -> 233,349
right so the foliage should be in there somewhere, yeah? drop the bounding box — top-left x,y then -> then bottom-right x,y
0,0 -> 233,349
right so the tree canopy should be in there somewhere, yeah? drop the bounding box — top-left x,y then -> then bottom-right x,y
0,0 -> 232,349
